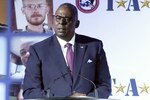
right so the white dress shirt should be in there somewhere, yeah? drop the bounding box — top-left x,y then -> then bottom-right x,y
56,34 -> 75,66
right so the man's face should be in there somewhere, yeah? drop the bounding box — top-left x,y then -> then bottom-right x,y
20,42 -> 32,66
22,0 -> 49,26
53,6 -> 79,41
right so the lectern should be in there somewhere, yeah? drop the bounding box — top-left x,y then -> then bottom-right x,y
24,97 -> 113,100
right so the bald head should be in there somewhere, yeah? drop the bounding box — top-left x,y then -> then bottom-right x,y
55,3 -> 78,20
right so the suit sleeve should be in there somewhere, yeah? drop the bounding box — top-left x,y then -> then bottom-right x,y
23,46 -> 47,99
87,41 -> 111,98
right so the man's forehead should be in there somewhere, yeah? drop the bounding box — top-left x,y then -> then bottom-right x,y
55,7 -> 72,16
20,43 -> 32,50
23,0 -> 46,4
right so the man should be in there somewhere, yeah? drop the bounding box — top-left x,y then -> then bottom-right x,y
15,0 -> 52,33
10,37 -> 49,99
11,0 -> 53,77
10,40 -> 36,99
20,41 -> 34,66
17,41 -> 36,100
23,3 -> 111,99
11,41 -> 35,78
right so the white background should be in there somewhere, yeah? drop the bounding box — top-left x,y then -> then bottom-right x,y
0,37 -> 6,99
0,37 -> 6,75
0,83 -> 6,100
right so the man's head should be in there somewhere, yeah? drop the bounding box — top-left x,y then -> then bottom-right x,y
20,41 -> 34,66
53,3 -> 80,42
21,0 -> 49,26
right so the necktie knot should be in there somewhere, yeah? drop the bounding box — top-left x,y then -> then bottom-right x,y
65,43 -> 72,48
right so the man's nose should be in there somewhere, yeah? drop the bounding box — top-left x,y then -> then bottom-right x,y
24,52 -> 30,57
59,18 -> 67,25
32,6 -> 39,12
32,5 -> 39,10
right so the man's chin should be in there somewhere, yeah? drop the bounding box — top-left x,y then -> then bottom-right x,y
30,21 -> 43,26
56,32 -> 67,38
28,19 -> 44,26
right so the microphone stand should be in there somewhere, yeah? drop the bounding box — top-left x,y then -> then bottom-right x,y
46,68 -> 99,98
78,74 -> 98,98
46,72 -> 70,98
67,67 -> 99,98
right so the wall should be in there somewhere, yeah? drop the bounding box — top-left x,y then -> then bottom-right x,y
0,0 -> 7,24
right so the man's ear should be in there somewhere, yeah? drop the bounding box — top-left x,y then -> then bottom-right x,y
75,20 -> 80,28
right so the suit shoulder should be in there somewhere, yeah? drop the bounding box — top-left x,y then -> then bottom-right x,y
32,35 -> 54,48
76,34 -> 102,43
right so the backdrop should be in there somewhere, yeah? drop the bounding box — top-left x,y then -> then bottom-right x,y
0,37 -> 6,75
53,0 -> 150,99
2,0 -> 150,99
0,37 -> 6,100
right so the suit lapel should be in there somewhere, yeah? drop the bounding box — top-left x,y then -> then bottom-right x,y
73,35 -> 87,86
50,35 -> 73,85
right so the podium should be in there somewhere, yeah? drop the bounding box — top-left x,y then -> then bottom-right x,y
23,97 -> 115,100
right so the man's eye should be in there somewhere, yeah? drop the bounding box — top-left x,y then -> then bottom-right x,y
20,51 -> 27,56
56,16 -> 61,20
28,5 -> 34,9
65,17 -> 71,21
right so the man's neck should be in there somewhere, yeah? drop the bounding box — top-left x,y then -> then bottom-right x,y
27,24 -> 44,33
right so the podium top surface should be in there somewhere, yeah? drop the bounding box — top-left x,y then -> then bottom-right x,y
24,97 -> 118,100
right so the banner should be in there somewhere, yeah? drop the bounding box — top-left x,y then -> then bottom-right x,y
0,0 -> 150,99
53,0 -> 150,99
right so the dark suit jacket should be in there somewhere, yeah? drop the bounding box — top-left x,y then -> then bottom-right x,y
23,34 -> 111,99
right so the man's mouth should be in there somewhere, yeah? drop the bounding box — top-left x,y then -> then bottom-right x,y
31,14 -> 42,18
58,28 -> 65,31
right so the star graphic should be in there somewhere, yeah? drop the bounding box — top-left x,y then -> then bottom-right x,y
139,83 -> 150,93
115,83 -> 126,93
141,0 -> 150,8
116,0 -> 127,8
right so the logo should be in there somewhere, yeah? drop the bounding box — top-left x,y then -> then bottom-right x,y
107,0 -> 150,11
76,0 -> 99,13
111,78 -> 150,97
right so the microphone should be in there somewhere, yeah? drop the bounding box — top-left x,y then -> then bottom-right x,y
77,74 -> 98,98
66,67 -> 98,98
46,71 -> 70,98
46,68 -> 99,98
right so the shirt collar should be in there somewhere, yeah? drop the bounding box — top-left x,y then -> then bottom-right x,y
56,34 -> 75,48
24,26 -> 47,33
